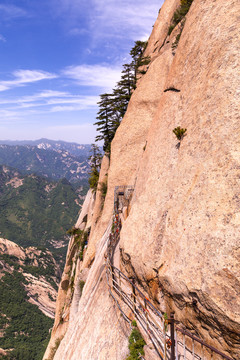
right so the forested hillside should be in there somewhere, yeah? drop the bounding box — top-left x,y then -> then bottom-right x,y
0,241 -> 61,360
0,144 -> 89,187
0,165 -> 81,264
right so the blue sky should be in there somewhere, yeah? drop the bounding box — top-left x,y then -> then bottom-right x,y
0,0 -> 162,144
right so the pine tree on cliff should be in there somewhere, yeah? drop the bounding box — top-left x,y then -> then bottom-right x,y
117,63 -> 135,100
94,40 -> 151,155
94,93 -> 115,153
88,144 -> 102,192
130,40 -> 150,84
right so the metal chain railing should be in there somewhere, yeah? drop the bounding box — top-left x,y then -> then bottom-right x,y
106,213 -> 170,359
105,187 -> 235,360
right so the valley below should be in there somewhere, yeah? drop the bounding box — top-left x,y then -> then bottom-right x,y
0,139 -> 91,360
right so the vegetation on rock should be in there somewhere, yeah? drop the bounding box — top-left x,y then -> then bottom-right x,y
88,144 -> 102,192
100,180 -> 108,200
94,41 -> 150,155
173,126 -> 187,141
0,269 -> 54,360
126,321 -> 146,360
168,0 -> 194,35
0,166 -> 81,265
46,337 -> 63,360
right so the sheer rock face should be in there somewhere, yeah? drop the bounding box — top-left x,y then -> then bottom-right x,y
45,0 -> 239,358
121,0 -> 240,356
83,155 -> 109,267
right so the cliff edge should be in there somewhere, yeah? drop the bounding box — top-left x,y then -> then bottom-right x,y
44,0 -> 240,359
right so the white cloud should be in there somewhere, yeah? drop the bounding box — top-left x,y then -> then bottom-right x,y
12,70 -> 57,84
92,0 -> 161,35
0,89 -> 99,114
0,70 -> 57,92
0,90 -> 69,105
0,85 -> 8,91
55,0 -> 162,41
0,4 -> 27,20
0,34 -> 6,42
68,28 -> 89,36
0,108 -> 20,121
48,95 -> 98,106
38,90 -> 69,98
63,64 -> 122,89
18,90 -> 70,104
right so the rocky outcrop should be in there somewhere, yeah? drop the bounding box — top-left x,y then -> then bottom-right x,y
0,238 -> 60,318
45,0 -> 240,358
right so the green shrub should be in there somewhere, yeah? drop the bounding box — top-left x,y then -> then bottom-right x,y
46,337 -> 63,360
79,280 -> 85,293
168,0 -> 193,35
67,227 -> 82,236
79,232 -> 88,261
131,320 -> 137,327
173,126 -> 187,141
100,181 -> 108,199
88,168 -> 100,192
172,32 -> 182,50
168,24 -> 175,36
126,321 -> 146,360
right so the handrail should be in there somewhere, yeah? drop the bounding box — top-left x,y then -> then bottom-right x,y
176,327 -> 234,360
106,188 -> 235,360
111,264 -> 164,320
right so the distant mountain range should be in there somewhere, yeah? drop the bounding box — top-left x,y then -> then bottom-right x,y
0,140 -> 93,360
0,139 -> 94,186
0,138 -> 92,157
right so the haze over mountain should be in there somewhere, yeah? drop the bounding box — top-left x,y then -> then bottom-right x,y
0,139 -> 95,187
0,139 -> 92,158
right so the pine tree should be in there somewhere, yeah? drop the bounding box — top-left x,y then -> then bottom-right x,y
130,41 -> 150,84
94,40 -> 151,155
88,144 -> 102,192
94,94 -> 115,153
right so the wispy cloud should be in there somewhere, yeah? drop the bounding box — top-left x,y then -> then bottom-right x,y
0,4 -> 27,21
91,0 -> 161,39
0,108 -> 20,121
0,34 -> 6,42
68,28 -> 89,36
0,70 -> 57,92
0,89 -> 99,115
55,0 -> 161,41
12,70 -> 57,84
63,64 -> 122,89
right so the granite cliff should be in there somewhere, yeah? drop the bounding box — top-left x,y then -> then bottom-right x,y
44,0 -> 240,359
0,238 -> 61,359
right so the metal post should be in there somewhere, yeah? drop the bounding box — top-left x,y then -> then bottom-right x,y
132,280 -> 136,313
170,312 -> 175,360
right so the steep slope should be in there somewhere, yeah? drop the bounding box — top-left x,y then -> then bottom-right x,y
0,239 -> 61,360
0,144 -> 89,186
0,165 -> 81,263
45,0 -> 240,359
